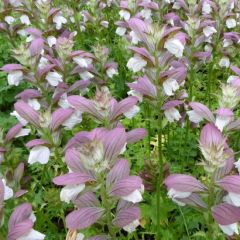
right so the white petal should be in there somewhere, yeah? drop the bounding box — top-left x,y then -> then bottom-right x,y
62,110 -> 82,130
73,56 -> 92,68
203,26 -> 217,37
58,94 -> 71,109
164,39 -> 184,58
130,31 -> 140,45
5,16 -> 15,25
8,71 -> 23,86
228,192 -> 240,207
28,99 -> 41,111
226,18 -> 236,29
163,78 -> 179,96
127,90 -> 143,102
106,68 -> 118,78
38,57 -> 49,69
29,213 -> 36,223
187,110 -> 203,124
127,56 -> 147,73
20,15 -> 31,25
47,36 -> 57,47
164,108 -> 181,123
122,189 -> 143,203
60,184 -> 85,203
123,105 -> 140,119
28,146 -> 50,165
202,2 -> 212,14
53,15 -> 67,30
116,27 -> 127,36
215,116 -> 232,132
234,161 -> 240,174
10,111 -> 28,126
140,9 -> 152,20
123,219 -> 140,233
119,10 -> 130,21
76,233 -> 85,240
219,223 -> 239,236
46,72 -> 63,86
219,57 -> 230,68
17,229 -> 45,240
14,128 -> 31,138
2,179 -> 13,200
80,71 -> 94,79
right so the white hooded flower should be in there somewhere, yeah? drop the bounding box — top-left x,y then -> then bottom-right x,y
234,161 -> 240,174
53,14 -> 67,30
215,115 -> 232,132
123,219 -> 140,233
62,110 -> 82,130
202,1 -> 212,15
9,0 -> 22,7
140,9 -> 152,20
10,111 -> 28,126
167,188 -> 191,206
123,105 -> 140,119
224,192 -> 240,207
119,10 -> 131,21
127,56 -> 147,73
223,39 -> 233,48
60,184 -> 85,203
28,99 -> 41,111
2,179 -> 13,200
130,31 -> 141,45
14,128 -> 31,138
76,233 -> 85,240
106,67 -> 118,78
164,38 -> 184,58
116,27 -> 127,36
187,110 -> 203,124
219,223 -> 239,236
163,78 -> 179,96
46,72 -> 63,86
8,71 -> 23,86
5,16 -> 15,25
219,57 -> 230,68
164,108 -> 181,123
20,15 -> 31,25
80,71 -> 94,80
203,26 -> 217,37
122,184 -> 144,203
226,18 -> 236,29
28,146 -> 50,165
38,57 -> 49,69
73,56 -> 92,68
17,229 -> 45,240
47,36 -> 57,47
127,90 -> 143,102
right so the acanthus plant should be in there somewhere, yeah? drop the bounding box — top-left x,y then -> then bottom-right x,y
165,67 -> 240,238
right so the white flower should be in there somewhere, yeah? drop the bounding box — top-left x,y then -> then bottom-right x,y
219,223 -> 239,236
46,72 -> 63,86
130,31 -> 141,44
10,111 -> 28,126
223,39 -> 233,48
124,105 -> 140,119
53,15 -> 67,30
28,99 -> 41,111
15,128 -> 31,138
226,18 -> 236,29
164,108 -> 181,123
234,161 -> 240,174
202,1 -> 212,15
47,36 -> 57,47
8,71 -> 23,86
60,184 -> 85,203
17,229 -> 45,240
73,56 -> 92,68
127,90 -> 143,102
219,57 -> 230,68
17,29 -> 27,37
204,44 -> 213,52
80,71 -> 94,80
123,219 -> 140,233
106,67 -> 118,78
227,76 -> 238,84
58,94 -> 71,109
9,0 -> 22,7
28,146 -> 50,165
26,34 -> 34,43
62,110 -> 82,129
167,188 -> 191,206
20,15 -> 31,25
163,78 -> 179,96
140,9 -> 152,20
116,27 -> 127,36
164,38 -> 184,58
127,56 -> 147,73
215,115 -> 232,132
119,10 -> 131,21
173,2 -> 181,9
187,110 -> 203,124
122,185 -> 144,203
224,192 -> 240,207
203,26 -> 217,37
38,57 -> 49,69
2,179 -> 13,200
101,21 -> 109,28
5,16 -> 15,25
76,233 -> 85,240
